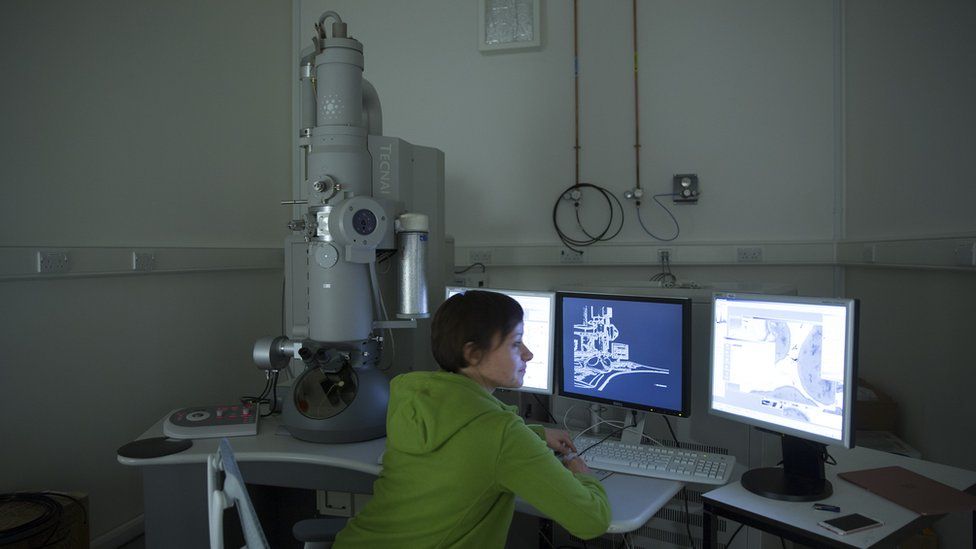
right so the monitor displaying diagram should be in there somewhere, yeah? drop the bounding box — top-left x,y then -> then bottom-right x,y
556,293 -> 691,416
709,294 -> 857,445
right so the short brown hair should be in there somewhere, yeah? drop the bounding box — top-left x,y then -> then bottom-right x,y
431,290 -> 524,373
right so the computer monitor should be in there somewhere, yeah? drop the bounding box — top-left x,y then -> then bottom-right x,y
445,287 -> 555,394
555,292 -> 692,419
709,292 -> 859,501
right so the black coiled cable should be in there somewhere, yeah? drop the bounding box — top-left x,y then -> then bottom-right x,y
0,493 -> 63,545
552,183 -> 625,254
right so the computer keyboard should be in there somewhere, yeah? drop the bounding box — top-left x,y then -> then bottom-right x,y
575,436 -> 735,485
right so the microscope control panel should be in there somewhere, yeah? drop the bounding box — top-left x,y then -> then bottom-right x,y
163,404 -> 259,439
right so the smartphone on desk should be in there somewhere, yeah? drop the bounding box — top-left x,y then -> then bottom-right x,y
818,513 -> 883,535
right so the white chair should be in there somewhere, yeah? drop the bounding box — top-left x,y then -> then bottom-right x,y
207,438 -> 348,549
207,438 -> 269,549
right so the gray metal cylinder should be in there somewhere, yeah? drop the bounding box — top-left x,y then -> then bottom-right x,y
299,51 -> 315,133
307,127 -> 371,198
314,38 -> 364,129
308,241 -> 373,341
397,213 -> 429,319
361,78 -> 383,135
252,336 -> 298,371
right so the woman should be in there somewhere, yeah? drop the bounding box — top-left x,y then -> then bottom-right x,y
333,290 -> 611,548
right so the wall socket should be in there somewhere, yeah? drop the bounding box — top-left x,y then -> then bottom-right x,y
656,248 -> 674,262
317,490 -> 352,517
453,272 -> 488,288
559,249 -> 583,264
131,252 -> 155,271
862,244 -> 877,263
954,242 -> 976,267
468,249 -> 492,264
736,246 -> 763,263
36,251 -> 70,273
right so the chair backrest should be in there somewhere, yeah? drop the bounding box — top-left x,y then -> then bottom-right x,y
207,438 -> 269,549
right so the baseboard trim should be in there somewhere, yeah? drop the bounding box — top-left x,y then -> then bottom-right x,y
91,515 -> 144,549
0,246 -> 282,281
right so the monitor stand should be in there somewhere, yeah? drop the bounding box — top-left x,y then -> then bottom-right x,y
619,412 -> 647,445
741,434 -> 832,502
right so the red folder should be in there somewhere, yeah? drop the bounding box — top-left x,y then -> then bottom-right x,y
838,466 -> 976,516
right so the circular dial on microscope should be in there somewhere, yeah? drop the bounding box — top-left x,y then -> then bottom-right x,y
352,209 -> 378,236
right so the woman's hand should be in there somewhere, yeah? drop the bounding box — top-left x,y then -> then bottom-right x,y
563,455 -> 592,475
544,428 -> 577,455
545,429 -> 590,473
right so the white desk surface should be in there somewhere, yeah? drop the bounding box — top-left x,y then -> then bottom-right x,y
117,414 -> 386,476
703,445 -> 976,548
521,471 -> 681,534
119,414 -> 683,534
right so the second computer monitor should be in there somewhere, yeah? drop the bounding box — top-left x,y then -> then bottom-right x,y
445,287 -> 555,394
709,293 -> 859,448
556,292 -> 692,417
707,292 -> 859,501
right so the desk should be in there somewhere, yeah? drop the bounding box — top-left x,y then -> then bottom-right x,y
119,415 -> 683,548
701,446 -> 976,548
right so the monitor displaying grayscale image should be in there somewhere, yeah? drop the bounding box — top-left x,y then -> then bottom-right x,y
709,294 -> 857,447
708,292 -> 859,501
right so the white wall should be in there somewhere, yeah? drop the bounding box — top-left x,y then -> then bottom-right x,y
845,0 -> 976,240
844,3 -> 976,545
0,0 -> 291,248
845,269 -> 976,470
0,272 -> 282,538
0,0 -> 292,541
843,0 -> 976,461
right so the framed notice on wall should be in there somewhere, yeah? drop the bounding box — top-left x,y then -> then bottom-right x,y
478,0 -> 541,52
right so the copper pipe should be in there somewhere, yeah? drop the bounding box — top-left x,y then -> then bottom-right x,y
573,0 -> 581,186
632,0 -> 642,190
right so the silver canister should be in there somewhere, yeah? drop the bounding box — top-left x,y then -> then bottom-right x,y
396,213 -> 429,319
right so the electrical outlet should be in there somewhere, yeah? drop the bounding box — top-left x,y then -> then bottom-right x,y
954,242 -> 976,267
454,272 -> 488,288
36,251 -> 70,273
131,252 -> 155,271
656,248 -> 674,262
559,249 -> 583,264
316,490 -> 352,517
862,244 -> 877,263
468,248 -> 492,264
736,246 -> 763,263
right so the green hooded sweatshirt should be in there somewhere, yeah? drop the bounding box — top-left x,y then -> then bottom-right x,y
333,371 -> 611,548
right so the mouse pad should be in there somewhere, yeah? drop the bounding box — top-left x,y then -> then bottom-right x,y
117,437 -> 193,459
